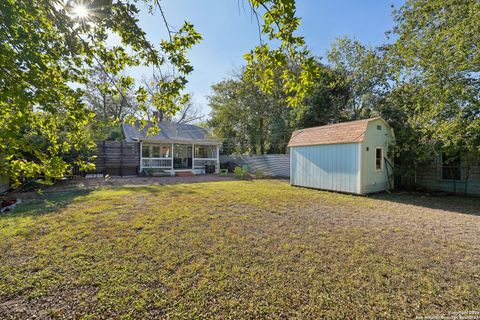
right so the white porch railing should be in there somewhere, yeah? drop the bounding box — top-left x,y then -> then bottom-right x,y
142,158 -> 172,169
193,158 -> 218,169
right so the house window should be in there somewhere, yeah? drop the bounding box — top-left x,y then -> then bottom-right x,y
141,145 -> 150,158
160,144 -> 170,158
375,148 -> 383,171
152,145 -> 161,158
441,153 -> 461,180
195,145 -> 216,158
142,144 -> 171,158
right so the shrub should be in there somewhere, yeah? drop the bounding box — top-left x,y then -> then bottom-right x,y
255,170 -> 265,179
234,166 -> 244,179
142,169 -> 153,177
143,169 -> 168,177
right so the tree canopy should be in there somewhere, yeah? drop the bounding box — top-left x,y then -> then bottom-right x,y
327,37 -> 389,119
208,64 -> 350,154
390,0 -> 480,160
2,0 -> 478,189
323,0 -> 480,186
0,0 -> 319,186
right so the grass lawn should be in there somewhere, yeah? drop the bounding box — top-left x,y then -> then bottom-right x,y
1,180 -> 479,319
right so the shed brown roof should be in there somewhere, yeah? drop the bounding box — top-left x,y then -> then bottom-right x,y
288,117 -> 383,147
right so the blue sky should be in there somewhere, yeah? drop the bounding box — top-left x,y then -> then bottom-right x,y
132,0 -> 403,116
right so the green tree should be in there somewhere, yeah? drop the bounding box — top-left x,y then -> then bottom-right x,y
388,0 -> 480,188
325,36 -> 438,186
327,37 -> 389,119
85,65 -> 139,123
142,72 -> 204,124
208,76 -> 271,155
324,1 -> 480,189
0,0 -> 318,186
244,0 -> 320,107
290,64 -> 350,129
208,64 -> 350,154
0,0 -> 201,186
84,65 -> 138,141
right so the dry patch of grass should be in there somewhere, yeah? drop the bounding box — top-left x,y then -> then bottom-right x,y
0,180 -> 479,319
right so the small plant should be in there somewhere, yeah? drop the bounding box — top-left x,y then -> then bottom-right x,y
143,169 -> 169,177
234,166 -> 244,179
142,168 -> 153,177
255,170 -> 265,179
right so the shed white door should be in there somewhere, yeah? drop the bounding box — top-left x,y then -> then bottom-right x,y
290,143 -> 361,194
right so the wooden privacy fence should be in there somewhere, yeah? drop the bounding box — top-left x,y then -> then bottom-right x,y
220,154 -> 290,178
93,141 -> 140,176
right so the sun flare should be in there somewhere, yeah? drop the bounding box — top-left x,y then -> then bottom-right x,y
72,4 -> 89,19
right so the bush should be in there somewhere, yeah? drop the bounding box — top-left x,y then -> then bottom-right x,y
143,169 -> 170,177
234,166 -> 244,179
255,170 -> 265,179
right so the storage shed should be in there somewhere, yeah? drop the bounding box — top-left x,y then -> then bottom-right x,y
288,117 -> 395,195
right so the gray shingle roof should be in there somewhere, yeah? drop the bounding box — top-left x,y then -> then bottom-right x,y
122,122 -> 221,145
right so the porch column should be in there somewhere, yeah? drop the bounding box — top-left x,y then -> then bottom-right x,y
139,141 -> 143,174
216,144 -> 220,172
192,144 -> 195,170
171,143 -> 174,171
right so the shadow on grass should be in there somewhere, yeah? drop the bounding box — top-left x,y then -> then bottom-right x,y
1,178 -> 242,219
114,184 -> 200,196
0,188 -> 93,219
112,178 -> 257,195
370,192 -> 480,216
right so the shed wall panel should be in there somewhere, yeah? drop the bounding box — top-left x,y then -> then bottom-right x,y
361,118 -> 395,193
291,143 -> 360,194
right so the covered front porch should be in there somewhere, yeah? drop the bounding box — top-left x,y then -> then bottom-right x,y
140,141 -> 220,175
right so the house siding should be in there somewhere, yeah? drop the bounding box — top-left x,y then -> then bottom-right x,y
416,158 -> 480,196
290,143 -> 361,194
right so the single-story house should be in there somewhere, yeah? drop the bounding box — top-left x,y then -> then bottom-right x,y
415,153 -> 480,196
288,117 -> 395,195
122,121 -> 222,175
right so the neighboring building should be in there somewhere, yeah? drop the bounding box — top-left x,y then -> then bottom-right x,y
415,154 -> 480,196
288,117 -> 395,195
122,121 -> 222,175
